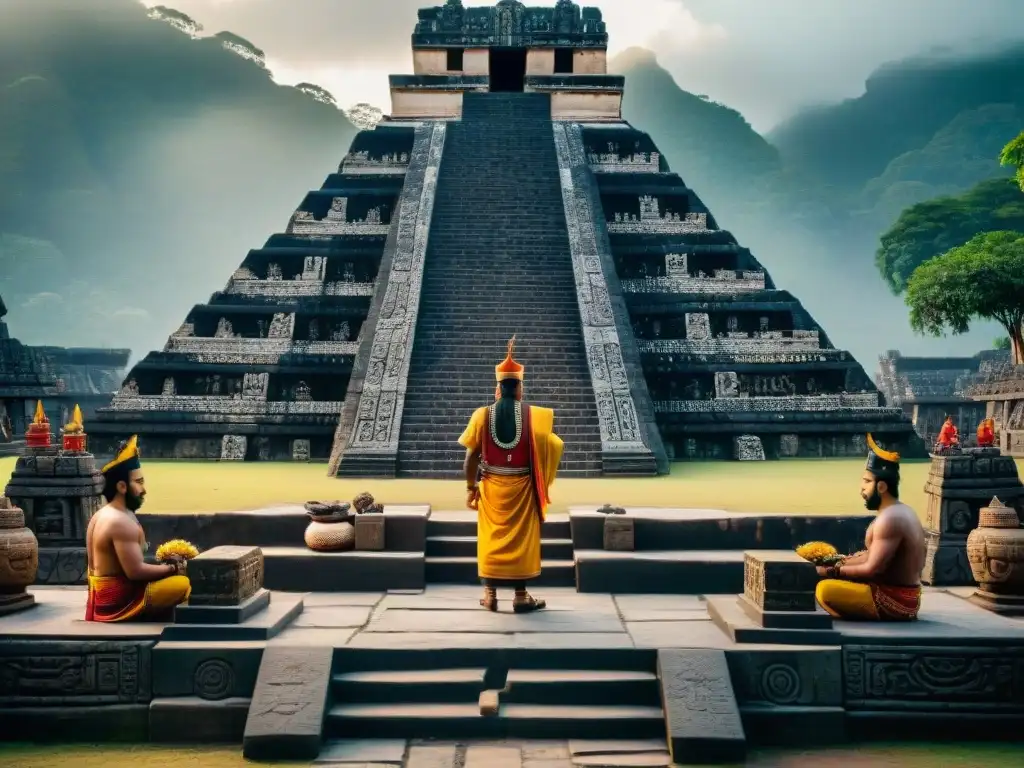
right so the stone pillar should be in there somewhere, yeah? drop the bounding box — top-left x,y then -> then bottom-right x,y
921,447 -> 1024,586
4,449 -> 104,585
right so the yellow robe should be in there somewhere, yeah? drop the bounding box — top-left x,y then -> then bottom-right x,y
459,404 -> 564,581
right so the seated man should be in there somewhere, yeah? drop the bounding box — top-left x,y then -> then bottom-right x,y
935,415 -> 960,454
977,417 -> 996,448
815,434 -> 926,621
85,436 -> 191,621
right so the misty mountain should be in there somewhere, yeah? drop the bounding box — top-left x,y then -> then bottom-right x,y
0,0 -> 356,356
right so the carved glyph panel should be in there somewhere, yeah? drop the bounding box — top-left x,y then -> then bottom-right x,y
345,122 -> 447,453
553,121 -> 647,453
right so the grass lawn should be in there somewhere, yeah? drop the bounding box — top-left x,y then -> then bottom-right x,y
0,742 -> 1022,767
2,455 -> 995,518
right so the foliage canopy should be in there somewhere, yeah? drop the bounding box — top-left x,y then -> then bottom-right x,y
905,231 -> 1024,363
1001,130 -> 1024,192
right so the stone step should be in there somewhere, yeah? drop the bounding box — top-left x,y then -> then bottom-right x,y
427,517 -> 572,538
503,669 -> 661,707
324,702 -> 665,740
425,557 -> 576,586
574,550 -> 747,595
396,466 -> 604,479
331,668 -> 486,704
426,536 -> 574,560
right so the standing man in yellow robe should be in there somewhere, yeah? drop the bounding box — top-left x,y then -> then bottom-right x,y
459,336 -> 564,613
85,436 -> 191,622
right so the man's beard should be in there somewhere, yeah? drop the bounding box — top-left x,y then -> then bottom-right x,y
125,489 -> 145,512
863,484 -> 883,511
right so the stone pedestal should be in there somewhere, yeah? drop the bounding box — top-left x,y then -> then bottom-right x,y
3,448 -> 104,585
603,516 -> 634,551
168,546 -> 301,640
0,497 -> 38,616
707,551 -> 836,645
922,448 -> 1024,586
354,513 -> 385,551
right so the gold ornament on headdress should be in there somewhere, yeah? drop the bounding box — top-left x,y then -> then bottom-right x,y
867,433 -> 900,463
495,334 -> 525,382
102,434 -> 140,474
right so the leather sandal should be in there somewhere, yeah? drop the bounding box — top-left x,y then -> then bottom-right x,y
512,594 -> 546,613
480,591 -> 498,612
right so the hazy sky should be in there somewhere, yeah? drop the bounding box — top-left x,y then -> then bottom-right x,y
140,0 -> 1024,130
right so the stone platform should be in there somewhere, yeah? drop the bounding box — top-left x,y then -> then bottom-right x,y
1,582 -> 1022,762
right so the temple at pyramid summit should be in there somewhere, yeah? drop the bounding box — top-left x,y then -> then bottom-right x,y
90,0 -> 919,475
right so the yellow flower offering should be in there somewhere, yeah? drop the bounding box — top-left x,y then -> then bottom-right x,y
155,539 -> 199,562
796,541 -> 838,564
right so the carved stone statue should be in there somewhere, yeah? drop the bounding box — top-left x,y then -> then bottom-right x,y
214,318 -> 234,338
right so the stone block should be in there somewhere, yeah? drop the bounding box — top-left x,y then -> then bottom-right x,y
152,641 -> 264,700
0,639 -> 155,706
737,593 -> 831,629
34,456 -> 56,475
242,644 -> 333,761
161,592 -> 303,642
658,648 -> 746,763
150,696 -> 250,743
54,456 -> 79,476
355,513 -> 386,551
34,546 -> 88,584
175,589 -> 271,625
706,596 -> 840,646
725,647 -> 842,707
743,551 -> 817,610
0,704 -> 149,742
187,545 -> 264,606
603,516 -> 634,551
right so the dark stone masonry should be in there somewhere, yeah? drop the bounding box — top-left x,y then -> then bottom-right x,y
88,0 -> 918,473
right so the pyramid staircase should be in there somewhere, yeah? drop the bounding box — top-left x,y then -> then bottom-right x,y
396,92 -> 604,478
424,514 -> 575,587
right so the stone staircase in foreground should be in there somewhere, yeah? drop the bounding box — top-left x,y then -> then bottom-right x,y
424,515 -> 575,586
396,92 -> 603,478
325,650 -> 664,741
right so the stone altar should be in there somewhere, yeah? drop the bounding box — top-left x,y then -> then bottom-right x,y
921,447 -> 1024,586
4,413 -> 104,586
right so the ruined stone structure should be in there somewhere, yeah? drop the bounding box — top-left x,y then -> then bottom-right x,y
967,359 -> 1024,457
0,295 -> 128,455
93,1 -> 916,471
876,350 -> 1004,447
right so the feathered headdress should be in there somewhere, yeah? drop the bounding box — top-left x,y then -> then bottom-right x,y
495,335 -> 525,382
865,433 -> 900,479
102,435 -> 141,475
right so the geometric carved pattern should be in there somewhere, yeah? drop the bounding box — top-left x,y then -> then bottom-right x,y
552,121 -> 647,453
344,121 -> 447,454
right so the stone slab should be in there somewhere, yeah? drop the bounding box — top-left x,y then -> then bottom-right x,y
139,504 -> 430,552
0,592 -> 36,617
174,588 -> 271,625
657,648 -> 747,763
569,739 -> 669,755
569,508 -> 872,554
160,592 -> 303,641
366,608 -> 624,634
572,754 -> 672,766
35,546 -> 87,585
262,548 -> 425,592
707,596 -> 840,646
299,592 -> 385,607
152,640 -> 265,699
406,744 -> 457,768
0,703 -> 149,742
293,606 -> 374,628
242,644 -> 333,761
627,620 -> 733,650
738,593 -> 833,630
269,627 -> 360,647
725,647 -> 842,708
465,745 -> 522,768
149,696 -> 250,743
315,738 -> 407,764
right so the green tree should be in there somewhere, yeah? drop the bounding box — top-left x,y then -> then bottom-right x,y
875,177 -> 1024,294
1002,130 -> 1024,192
905,231 -> 1024,363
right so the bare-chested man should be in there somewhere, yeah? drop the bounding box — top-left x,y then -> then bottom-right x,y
85,435 -> 190,622
815,434 -> 926,621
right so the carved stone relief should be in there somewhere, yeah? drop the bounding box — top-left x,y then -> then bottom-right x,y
552,121 -> 648,454
685,313 -> 710,341
220,435 -> 246,461
241,372 -> 269,399
341,122 -> 448,456
665,253 -> 688,277
267,313 -> 295,339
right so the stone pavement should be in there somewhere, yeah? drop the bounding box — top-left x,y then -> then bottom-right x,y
7,582 -> 1023,648
315,738 -> 672,767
